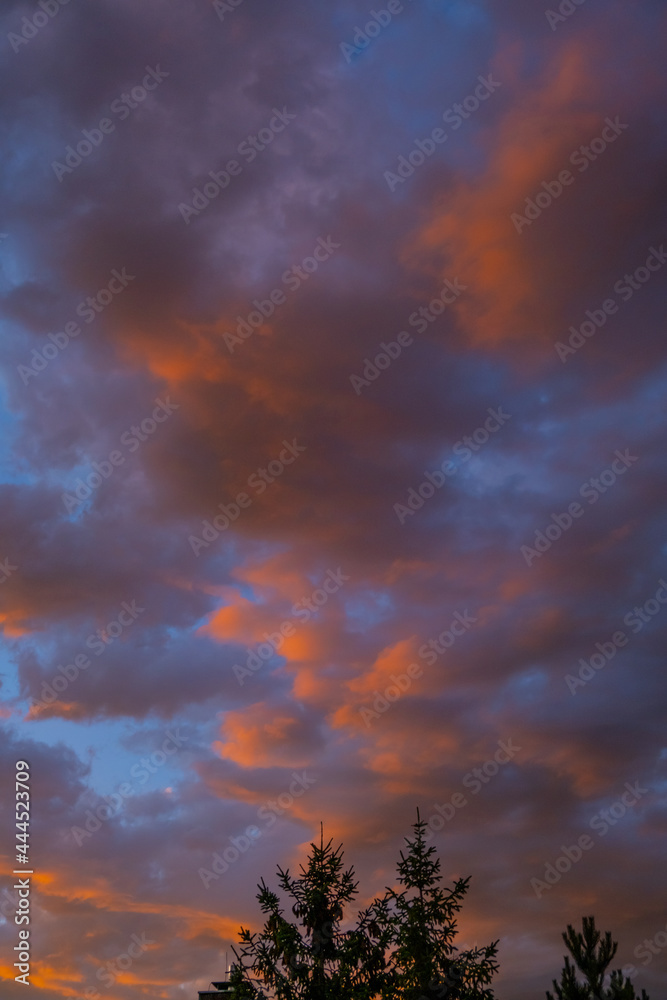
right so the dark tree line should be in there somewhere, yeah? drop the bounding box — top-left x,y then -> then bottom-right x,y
222,815 -> 648,1000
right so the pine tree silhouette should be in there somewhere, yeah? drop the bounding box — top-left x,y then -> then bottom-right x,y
230,813 -> 498,999
376,810 -> 498,999
231,824 -> 387,999
546,917 -> 650,1000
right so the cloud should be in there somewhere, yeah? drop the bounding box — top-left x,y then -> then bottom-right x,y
2,0 -> 667,997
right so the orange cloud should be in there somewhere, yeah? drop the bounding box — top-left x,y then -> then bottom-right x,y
330,637 -> 424,733
215,702 -> 319,768
405,40 -> 609,354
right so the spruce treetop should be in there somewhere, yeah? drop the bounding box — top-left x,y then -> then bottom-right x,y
546,917 -> 650,1000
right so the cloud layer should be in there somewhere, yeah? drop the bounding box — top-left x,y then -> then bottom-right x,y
1,0 -> 666,997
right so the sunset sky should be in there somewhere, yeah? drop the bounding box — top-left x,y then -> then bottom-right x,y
1,0 -> 666,997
